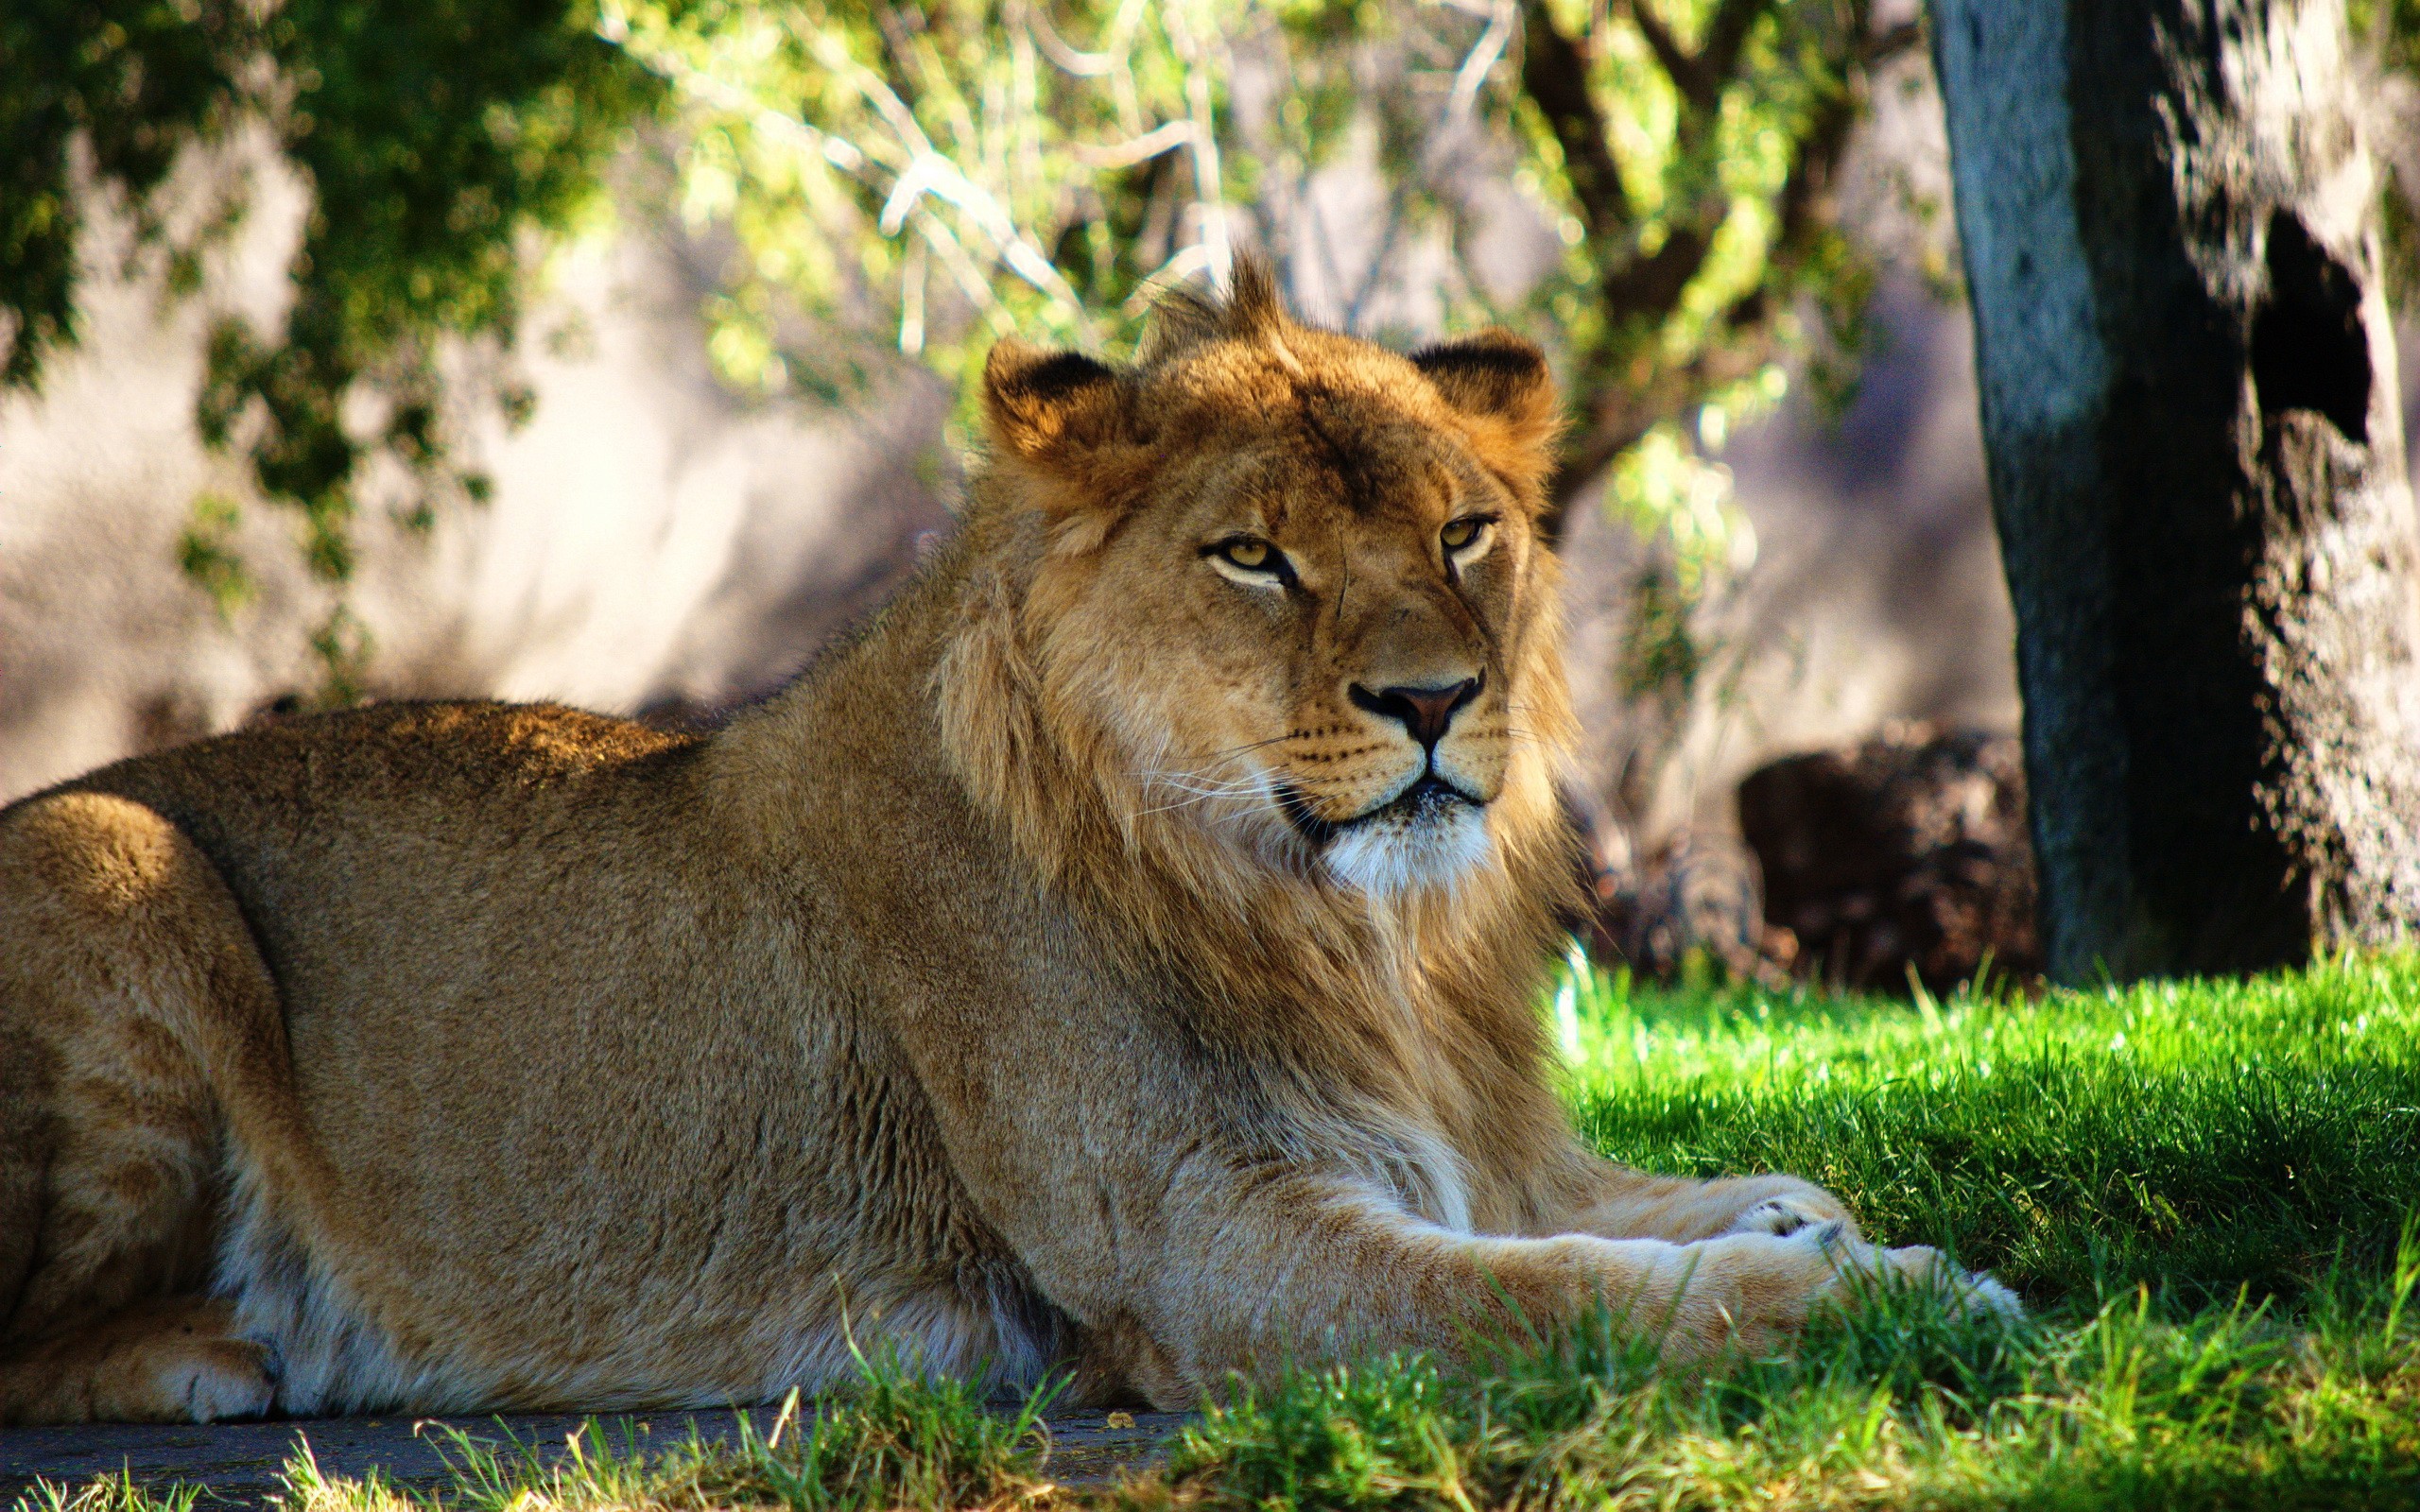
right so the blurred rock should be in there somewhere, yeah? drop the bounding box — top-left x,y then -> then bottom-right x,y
1737,723 -> 2039,992
1585,831 -> 1795,986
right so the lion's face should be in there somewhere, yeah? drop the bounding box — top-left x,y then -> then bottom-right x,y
1073,421 -> 1536,895
980,277 -> 1565,896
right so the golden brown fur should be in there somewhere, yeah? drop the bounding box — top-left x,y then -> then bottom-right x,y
0,269 -> 2010,1423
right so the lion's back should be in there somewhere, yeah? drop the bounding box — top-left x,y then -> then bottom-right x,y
39,698 -> 696,907
43,698 -> 693,816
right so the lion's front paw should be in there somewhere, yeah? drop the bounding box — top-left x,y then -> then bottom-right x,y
1959,1269 -> 2026,1320
1727,1195 -> 1831,1238
1661,1225 -> 2021,1364
1836,1242 -> 2026,1322
1673,1222 -> 1857,1358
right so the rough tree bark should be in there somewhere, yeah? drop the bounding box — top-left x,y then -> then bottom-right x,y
1931,0 -> 2420,981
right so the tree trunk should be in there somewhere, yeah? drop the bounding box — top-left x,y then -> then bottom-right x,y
1930,0 -> 2420,981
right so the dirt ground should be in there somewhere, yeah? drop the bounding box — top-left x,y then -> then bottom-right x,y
0,1407 -> 1188,1505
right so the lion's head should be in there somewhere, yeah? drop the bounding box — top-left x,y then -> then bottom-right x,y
947,265 -> 1573,904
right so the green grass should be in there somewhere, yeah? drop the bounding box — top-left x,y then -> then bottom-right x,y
15,955 -> 2420,1511
10,1353 -> 1063,1512
1154,954 -> 2420,1510
1560,954 -> 2420,1311
421,1358 -> 1058,1512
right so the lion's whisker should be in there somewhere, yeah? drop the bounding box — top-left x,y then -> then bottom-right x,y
1204,733 -> 1295,760
1138,772 -> 1267,799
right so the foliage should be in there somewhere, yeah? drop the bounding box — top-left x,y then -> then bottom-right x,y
2,0 -> 662,699
0,0 -> 250,389
606,0 -> 1926,741
598,0 -> 1241,407
6,2 -> 2415,714
0,0 -> 1947,701
0,0 -> 1967,727
204,0 -> 661,691
2354,0 -> 2420,295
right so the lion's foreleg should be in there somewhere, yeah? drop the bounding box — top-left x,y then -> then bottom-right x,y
1520,1154 -> 2021,1326
1116,1170 -> 1885,1400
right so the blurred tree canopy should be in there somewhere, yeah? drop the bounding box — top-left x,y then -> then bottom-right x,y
0,0 -> 1976,697
611,0 -> 1927,711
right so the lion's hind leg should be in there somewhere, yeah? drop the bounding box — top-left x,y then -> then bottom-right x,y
0,791 -> 286,1422
0,1297 -> 271,1423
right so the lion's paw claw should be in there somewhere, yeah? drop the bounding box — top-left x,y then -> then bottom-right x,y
165,1338 -> 274,1423
1956,1270 -> 2026,1321
1731,1196 -> 1833,1239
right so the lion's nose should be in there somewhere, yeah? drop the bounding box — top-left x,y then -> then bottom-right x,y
1349,677 -> 1481,749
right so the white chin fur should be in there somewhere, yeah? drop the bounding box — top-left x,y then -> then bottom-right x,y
1322,800 -> 1492,895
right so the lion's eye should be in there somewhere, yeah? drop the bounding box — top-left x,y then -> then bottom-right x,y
1204,534 -> 1295,589
1441,517 -> 1489,553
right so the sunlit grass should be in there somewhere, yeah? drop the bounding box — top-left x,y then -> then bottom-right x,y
1561,954 -> 2420,1310
406,1355 -> 1054,1512
15,955 -> 2420,1510
1160,1261 -> 2420,1511
8,1478 -> 205,1512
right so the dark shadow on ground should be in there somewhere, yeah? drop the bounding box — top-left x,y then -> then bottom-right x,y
0,1408 -> 1190,1505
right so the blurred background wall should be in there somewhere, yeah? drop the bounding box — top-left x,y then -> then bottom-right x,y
0,136 -> 950,800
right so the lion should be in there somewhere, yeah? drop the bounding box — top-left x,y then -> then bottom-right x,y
0,267 -> 2012,1424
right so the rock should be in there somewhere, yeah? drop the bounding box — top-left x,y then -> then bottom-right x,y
1586,831 -> 1796,986
1737,723 -> 2039,992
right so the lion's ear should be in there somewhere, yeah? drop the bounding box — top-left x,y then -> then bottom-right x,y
982,340 -> 1151,547
1411,331 -> 1561,460
982,340 -> 1132,470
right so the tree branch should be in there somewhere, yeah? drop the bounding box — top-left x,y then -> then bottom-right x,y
1695,0 -> 1772,105
1769,11 -> 1920,274
1538,6 -> 1904,541
1598,218 -> 1715,323
1517,0 -> 1632,244
1863,18 -> 1925,65
1628,0 -> 1773,112
1626,0 -> 1699,99
1546,325 -> 1774,527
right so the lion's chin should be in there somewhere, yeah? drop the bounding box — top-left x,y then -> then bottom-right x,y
1321,787 -> 1493,896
